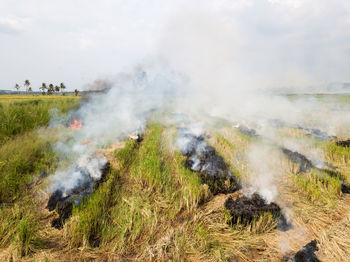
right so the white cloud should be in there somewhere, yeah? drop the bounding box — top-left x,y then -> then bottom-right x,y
0,17 -> 29,34
0,0 -> 349,90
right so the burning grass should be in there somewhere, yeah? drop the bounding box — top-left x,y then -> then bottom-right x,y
3,94 -> 350,261
0,95 -> 80,143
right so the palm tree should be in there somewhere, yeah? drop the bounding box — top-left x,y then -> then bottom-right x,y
60,82 -> 66,95
24,80 -> 31,93
48,84 -> 54,95
74,89 -> 79,96
40,83 -> 47,95
55,85 -> 60,93
14,83 -> 20,93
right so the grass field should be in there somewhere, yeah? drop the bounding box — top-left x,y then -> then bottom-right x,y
0,95 -> 80,260
1,94 -> 350,261
0,95 -> 80,143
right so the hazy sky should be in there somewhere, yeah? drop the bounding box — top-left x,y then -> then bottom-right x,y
1,0 -> 349,91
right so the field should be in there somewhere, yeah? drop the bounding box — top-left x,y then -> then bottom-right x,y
1,94 -> 350,261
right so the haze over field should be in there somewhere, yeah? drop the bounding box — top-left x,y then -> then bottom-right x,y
1,0 -> 350,91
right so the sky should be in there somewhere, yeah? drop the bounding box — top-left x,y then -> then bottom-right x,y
0,0 -> 349,91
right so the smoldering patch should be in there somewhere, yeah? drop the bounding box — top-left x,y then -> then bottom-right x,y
177,129 -> 240,195
224,193 -> 291,231
281,147 -> 350,194
335,139 -> 350,147
46,157 -> 110,229
283,240 -> 320,262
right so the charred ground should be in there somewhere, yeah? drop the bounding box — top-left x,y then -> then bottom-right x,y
1,94 -> 350,261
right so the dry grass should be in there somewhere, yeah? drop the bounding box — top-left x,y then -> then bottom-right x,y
3,114 -> 350,261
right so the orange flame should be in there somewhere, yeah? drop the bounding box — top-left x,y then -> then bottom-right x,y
70,117 -> 82,130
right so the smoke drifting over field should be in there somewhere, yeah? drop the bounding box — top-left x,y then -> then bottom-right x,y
49,66 -> 180,196
44,1 -> 350,258
48,0 -> 348,209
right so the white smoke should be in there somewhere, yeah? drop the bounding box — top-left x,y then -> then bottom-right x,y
49,65 -> 181,194
246,143 -> 279,203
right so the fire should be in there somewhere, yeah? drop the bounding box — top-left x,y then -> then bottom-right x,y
70,117 -> 82,130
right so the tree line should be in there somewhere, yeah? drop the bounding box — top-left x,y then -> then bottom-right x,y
14,80 -> 79,96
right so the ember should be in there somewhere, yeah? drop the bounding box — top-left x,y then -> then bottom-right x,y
284,240 -> 320,262
178,131 -> 239,195
224,193 -> 290,230
70,117 -> 82,130
47,158 -> 109,229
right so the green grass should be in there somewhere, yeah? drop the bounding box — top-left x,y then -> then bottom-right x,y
324,142 -> 350,165
0,95 -> 80,143
67,138 -> 139,248
0,95 -> 81,259
293,169 -> 341,205
0,131 -> 59,203
0,198 -> 42,257
66,123 -> 210,259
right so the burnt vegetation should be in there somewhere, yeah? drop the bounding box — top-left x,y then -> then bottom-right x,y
284,240 -> 320,262
336,139 -> 350,147
281,147 -> 313,173
224,193 -> 290,231
179,130 -> 291,231
179,132 -> 240,195
2,95 -> 350,261
281,147 -> 350,194
46,160 -> 110,228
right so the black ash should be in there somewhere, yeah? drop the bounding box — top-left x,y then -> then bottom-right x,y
46,159 -> 109,229
281,148 -> 313,173
336,139 -> 350,147
224,193 -> 291,231
284,240 -> 320,262
178,130 -> 240,195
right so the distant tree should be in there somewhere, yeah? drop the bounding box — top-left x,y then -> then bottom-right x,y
48,84 -> 54,95
55,85 -> 60,93
40,83 -> 47,95
74,89 -> 79,96
28,87 -> 33,94
14,83 -> 20,93
60,82 -> 66,95
24,80 -> 31,93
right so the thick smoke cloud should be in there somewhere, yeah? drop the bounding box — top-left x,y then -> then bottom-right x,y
49,65 -> 182,194
42,0 -> 350,255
